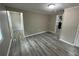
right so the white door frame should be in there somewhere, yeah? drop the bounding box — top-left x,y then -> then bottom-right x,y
6,11 -> 25,55
6,11 -> 13,56
74,24 -> 79,47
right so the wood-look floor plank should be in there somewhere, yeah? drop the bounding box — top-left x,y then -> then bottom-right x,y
9,32 -> 79,56
20,39 -> 32,56
27,37 -> 41,56
40,34 -> 71,56
27,36 -> 47,56
33,35 -> 58,56
36,35 -> 67,56
33,38 -> 52,56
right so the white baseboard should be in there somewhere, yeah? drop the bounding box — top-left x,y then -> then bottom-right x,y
49,31 -> 56,34
25,31 -> 75,46
25,31 -> 46,38
50,31 -> 74,46
60,38 -> 74,46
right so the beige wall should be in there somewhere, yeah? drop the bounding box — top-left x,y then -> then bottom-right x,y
10,11 -> 23,30
23,11 -> 49,35
0,4 -> 11,55
48,14 -> 56,33
60,6 -> 79,44
48,10 -> 63,33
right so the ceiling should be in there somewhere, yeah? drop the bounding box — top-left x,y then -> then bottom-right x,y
3,3 -> 79,14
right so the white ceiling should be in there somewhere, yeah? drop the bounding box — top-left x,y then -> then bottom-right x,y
3,3 -> 79,14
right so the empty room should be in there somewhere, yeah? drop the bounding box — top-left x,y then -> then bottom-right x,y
0,3 -> 79,56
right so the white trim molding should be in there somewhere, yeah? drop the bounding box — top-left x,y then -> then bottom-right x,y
74,24 -> 79,47
7,38 -> 13,56
49,31 -> 56,34
60,38 -> 74,46
25,31 -> 46,38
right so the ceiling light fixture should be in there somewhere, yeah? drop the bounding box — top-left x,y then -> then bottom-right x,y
48,4 -> 55,9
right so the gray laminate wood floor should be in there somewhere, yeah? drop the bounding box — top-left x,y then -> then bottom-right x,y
9,32 -> 79,56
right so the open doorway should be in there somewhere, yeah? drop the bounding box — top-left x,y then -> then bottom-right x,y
55,15 -> 63,39
7,11 -> 24,56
